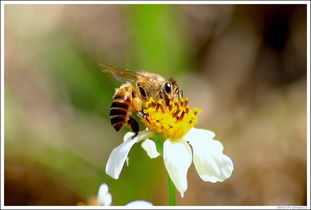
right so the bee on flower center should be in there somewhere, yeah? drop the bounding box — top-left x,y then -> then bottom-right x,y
102,64 -> 183,137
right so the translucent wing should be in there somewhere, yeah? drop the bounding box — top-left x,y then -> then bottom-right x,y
100,64 -> 149,82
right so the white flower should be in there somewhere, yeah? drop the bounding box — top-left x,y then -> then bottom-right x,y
96,183 -> 152,206
126,200 -> 153,206
97,183 -> 112,206
105,97 -> 234,197
105,128 -> 233,198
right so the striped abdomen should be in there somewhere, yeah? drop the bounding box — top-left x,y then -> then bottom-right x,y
110,88 -> 131,132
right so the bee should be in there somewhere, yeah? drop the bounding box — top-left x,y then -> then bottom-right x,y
101,64 -> 182,136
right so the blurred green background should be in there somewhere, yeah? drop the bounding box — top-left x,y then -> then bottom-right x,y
4,4 -> 307,206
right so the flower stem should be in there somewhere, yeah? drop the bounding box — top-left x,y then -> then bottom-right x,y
168,174 -> 176,206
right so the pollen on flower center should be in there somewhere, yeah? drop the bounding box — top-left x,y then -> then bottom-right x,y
141,97 -> 201,141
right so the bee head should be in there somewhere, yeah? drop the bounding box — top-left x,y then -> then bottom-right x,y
162,79 -> 182,99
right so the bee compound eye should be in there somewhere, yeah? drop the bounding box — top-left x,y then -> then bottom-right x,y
139,86 -> 147,97
164,82 -> 172,94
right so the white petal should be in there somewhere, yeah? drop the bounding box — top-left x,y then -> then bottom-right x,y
185,128 -> 233,183
163,140 -> 192,198
105,139 -> 137,179
184,127 -> 215,141
97,183 -> 112,206
105,130 -> 152,179
123,132 -> 135,142
98,183 -> 109,195
141,139 -> 160,159
126,200 -> 153,206
124,130 -> 153,142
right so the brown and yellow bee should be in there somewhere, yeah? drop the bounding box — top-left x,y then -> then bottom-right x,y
102,64 -> 182,136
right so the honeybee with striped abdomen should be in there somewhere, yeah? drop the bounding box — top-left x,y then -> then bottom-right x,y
101,64 -> 182,136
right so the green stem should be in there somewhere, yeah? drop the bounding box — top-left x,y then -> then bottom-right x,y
168,174 -> 176,206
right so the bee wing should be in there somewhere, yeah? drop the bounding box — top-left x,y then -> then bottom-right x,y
100,64 -> 149,82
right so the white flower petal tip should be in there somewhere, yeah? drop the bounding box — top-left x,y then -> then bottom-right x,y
105,138 -> 137,179
180,192 -> 184,198
97,183 -> 112,206
141,139 -> 160,159
163,140 -> 192,197
106,130 -> 153,179
126,200 -> 153,206
199,154 -> 233,182
98,183 -> 109,194
186,128 -> 234,183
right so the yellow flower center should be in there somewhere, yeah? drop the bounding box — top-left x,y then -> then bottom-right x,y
141,97 -> 201,141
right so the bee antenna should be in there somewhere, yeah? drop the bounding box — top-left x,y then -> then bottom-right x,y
168,78 -> 177,85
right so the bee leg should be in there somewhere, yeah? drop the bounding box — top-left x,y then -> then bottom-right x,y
128,116 -> 139,138
138,111 -> 150,125
138,111 -> 147,118
175,87 -> 183,99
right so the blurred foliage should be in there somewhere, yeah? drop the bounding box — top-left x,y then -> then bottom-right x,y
4,4 -> 307,206
127,5 -> 192,75
38,32 -> 114,115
